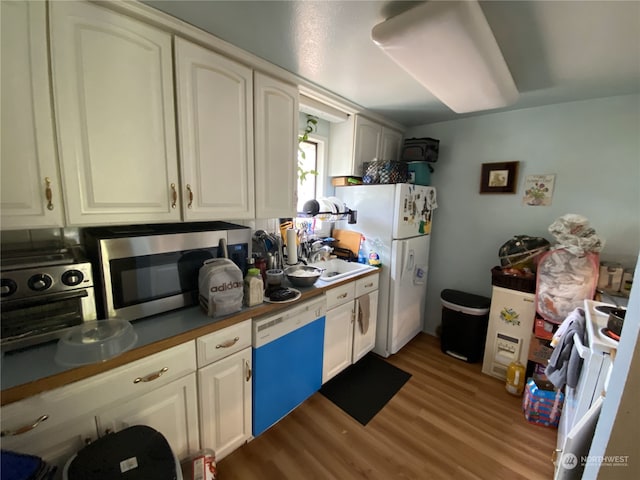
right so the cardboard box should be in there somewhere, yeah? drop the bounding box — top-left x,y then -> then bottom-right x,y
534,317 -> 555,340
331,176 -> 362,186
522,378 -> 564,427
528,337 -> 553,365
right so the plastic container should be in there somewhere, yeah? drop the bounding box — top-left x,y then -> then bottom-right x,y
407,161 -> 431,186
244,268 -> 264,307
54,319 -> 138,366
505,360 -> 526,395
440,289 -> 491,363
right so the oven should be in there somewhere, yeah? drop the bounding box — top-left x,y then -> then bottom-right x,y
554,299 -> 617,478
0,249 -> 97,352
83,222 -> 251,322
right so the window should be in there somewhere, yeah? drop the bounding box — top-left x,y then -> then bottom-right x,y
296,135 -> 325,212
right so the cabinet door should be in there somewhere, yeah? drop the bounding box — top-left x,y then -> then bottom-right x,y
198,347 -> 252,460
323,301 -> 355,384
0,415 -> 97,479
50,1 -> 180,226
96,373 -> 200,460
353,116 -> 383,176
1,0 -> 64,229
380,128 -> 403,162
254,72 -> 298,219
175,38 -> 255,220
353,289 -> 379,363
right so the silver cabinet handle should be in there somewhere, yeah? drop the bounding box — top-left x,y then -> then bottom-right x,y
133,367 -> 168,383
337,293 -> 348,299
1,414 -> 49,437
364,282 -> 374,288
216,336 -> 239,349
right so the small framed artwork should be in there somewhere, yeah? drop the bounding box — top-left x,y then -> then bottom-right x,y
523,174 -> 556,206
480,161 -> 519,194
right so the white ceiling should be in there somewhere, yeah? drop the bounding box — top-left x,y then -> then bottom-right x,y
144,0 -> 640,127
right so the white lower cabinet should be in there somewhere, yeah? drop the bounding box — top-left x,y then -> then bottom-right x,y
353,289 -> 379,363
198,347 -> 252,460
0,415 -> 97,478
323,300 -> 356,383
322,275 -> 380,384
196,320 -> 252,460
0,341 -> 198,479
95,373 -> 200,460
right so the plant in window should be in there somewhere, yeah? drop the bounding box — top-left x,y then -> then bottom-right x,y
298,115 -> 319,181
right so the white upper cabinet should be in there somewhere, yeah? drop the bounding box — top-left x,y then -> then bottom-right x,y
49,0 -> 180,226
174,37 -> 255,220
329,114 -> 404,177
254,72 -> 299,219
0,0 -> 65,230
380,128 -> 403,162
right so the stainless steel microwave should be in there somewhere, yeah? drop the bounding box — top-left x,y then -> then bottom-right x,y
83,222 -> 251,321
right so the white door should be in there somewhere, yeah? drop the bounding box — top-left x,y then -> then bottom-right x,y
50,0 -> 180,226
254,72 -> 298,219
198,347 -> 252,461
175,37 -> 255,221
353,289 -> 379,362
392,184 -> 436,239
1,0 -> 64,229
96,374 -> 200,460
322,301 -> 355,383
389,235 -> 430,354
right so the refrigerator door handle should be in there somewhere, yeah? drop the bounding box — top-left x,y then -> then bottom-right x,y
406,249 -> 415,273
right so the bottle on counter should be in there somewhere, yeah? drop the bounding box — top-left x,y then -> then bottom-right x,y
244,267 -> 264,307
505,360 -> 526,396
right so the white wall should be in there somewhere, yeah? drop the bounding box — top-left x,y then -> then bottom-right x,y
406,94 -> 640,334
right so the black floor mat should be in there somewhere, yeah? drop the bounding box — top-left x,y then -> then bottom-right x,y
319,353 -> 411,425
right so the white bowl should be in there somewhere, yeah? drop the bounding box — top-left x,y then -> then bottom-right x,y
55,319 -> 138,366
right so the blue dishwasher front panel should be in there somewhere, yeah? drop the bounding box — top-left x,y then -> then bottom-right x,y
252,316 -> 325,437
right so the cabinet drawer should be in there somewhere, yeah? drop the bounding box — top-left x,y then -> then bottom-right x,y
196,320 -> 252,368
356,274 -> 379,297
325,282 -> 356,309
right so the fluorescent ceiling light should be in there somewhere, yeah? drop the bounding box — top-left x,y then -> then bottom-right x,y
371,0 -> 518,114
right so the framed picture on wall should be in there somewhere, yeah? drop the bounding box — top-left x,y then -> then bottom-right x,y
480,161 -> 519,194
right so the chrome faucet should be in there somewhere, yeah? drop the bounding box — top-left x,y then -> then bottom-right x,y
308,241 -> 332,263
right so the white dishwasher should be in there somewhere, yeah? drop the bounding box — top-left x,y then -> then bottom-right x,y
252,297 -> 326,437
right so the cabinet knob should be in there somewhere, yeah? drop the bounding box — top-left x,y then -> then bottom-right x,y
186,184 -> 193,208
133,366 -> 168,383
44,177 -> 54,211
170,183 -> 177,209
1,414 -> 49,437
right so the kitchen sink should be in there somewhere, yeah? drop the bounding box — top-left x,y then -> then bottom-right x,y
308,258 -> 377,284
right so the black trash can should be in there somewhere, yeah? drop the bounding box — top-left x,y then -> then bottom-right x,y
440,289 -> 491,363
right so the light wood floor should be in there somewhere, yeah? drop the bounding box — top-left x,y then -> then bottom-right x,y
219,333 -> 557,480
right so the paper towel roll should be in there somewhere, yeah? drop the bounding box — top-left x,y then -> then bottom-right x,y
286,229 -> 298,265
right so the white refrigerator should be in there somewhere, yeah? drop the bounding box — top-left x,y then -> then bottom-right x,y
336,183 -> 437,357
